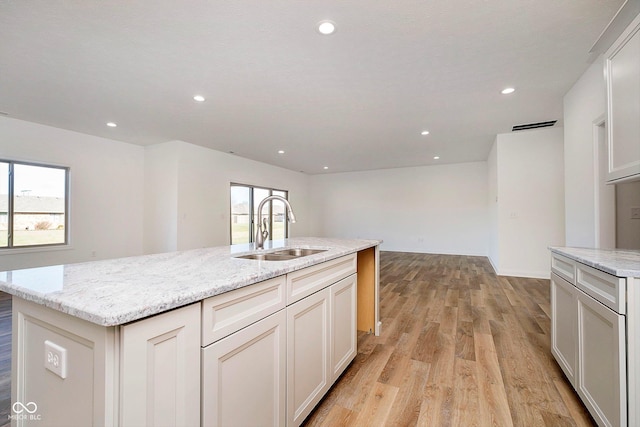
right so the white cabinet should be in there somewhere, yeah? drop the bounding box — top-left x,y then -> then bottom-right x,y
120,303 -> 201,427
550,273 -> 578,387
605,13 -> 640,183
287,286 -> 331,426
199,254 -> 357,427
286,274 -> 357,427
330,274 -> 357,382
576,291 -> 626,427
550,253 -> 630,427
202,309 -> 287,426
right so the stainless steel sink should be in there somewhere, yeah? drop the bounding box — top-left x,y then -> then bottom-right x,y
270,248 -> 327,257
234,248 -> 327,261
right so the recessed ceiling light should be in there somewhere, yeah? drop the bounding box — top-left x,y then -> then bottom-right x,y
433,156 -> 440,160
421,130 -> 430,135
106,122 -> 117,127
317,20 -> 336,35
501,87 -> 515,95
193,95 -> 205,102
278,150 -> 285,154
323,166 -> 329,170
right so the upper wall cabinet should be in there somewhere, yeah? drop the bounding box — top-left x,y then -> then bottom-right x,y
605,12 -> 640,183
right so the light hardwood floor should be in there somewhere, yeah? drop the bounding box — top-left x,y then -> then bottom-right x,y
0,252 -> 594,426
303,252 -> 596,427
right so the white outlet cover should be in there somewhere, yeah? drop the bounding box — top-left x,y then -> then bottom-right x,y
44,340 -> 67,379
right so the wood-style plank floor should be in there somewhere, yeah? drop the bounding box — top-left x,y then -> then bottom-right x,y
0,252 -> 595,426
304,252 -> 596,427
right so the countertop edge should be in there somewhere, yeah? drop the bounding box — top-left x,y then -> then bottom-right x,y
1,238 -> 381,327
549,246 -> 640,278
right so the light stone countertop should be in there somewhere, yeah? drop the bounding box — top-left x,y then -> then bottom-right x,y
550,247 -> 640,277
0,237 -> 381,326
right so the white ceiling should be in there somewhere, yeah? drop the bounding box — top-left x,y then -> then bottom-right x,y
0,1 -> 625,174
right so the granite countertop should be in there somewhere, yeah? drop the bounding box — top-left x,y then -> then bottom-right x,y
550,247 -> 640,277
0,237 -> 381,327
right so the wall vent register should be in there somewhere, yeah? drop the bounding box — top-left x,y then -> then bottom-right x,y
512,120 -> 557,131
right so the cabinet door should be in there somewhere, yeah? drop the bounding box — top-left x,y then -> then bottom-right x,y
550,273 -> 578,386
577,292 -> 627,427
606,14 -> 640,183
287,287 -> 330,427
120,303 -> 201,427
330,274 -> 357,382
202,309 -> 286,427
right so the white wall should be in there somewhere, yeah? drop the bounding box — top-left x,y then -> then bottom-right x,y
487,140 -> 499,271
616,180 -> 640,249
144,140 -> 311,253
0,117 -> 145,270
308,162 -> 489,256
563,58 -> 606,247
491,127 -> 565,278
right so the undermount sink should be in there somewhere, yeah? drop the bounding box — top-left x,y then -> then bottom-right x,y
234,248 -> 327,261
271,248 -> 327,257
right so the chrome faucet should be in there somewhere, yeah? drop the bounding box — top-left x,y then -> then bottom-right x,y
255,195 -> 296,250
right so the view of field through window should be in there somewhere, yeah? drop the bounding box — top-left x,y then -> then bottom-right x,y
0,161 -> 67,248
231,184 -> 288,245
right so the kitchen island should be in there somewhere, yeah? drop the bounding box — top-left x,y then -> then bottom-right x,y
549,247 -> 640,427
0,237 -> 381,427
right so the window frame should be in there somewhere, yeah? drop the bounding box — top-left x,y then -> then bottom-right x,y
0,159 -> 70,250
230,183 -> 289,245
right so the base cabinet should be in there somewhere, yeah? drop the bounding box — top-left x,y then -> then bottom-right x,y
550,253 -> 629,427
286,274 -> 357,427
120,303 -> 201,427
330,274 -> 357,382
9,251 -> 369,427
577,292 -> 626,427
202,309 -> 287,427
550,273 -> 578,386
287,286 -> 330,427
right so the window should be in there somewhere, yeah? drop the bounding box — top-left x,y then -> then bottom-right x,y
230,183 -> 289,245
0,160 -> 69,249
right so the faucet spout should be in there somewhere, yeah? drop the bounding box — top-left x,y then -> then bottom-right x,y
255,195 -> 296,250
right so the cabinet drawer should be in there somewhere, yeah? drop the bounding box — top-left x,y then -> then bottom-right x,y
551,253 -> 576,284
202,276 -> 286,346
576,264 -> 626,314
286,254 -> 357,305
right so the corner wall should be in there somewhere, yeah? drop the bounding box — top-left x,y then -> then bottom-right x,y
0,117 -> 145,270
563,58 -> 606,246
488,127 -> 565,278
144,140 -> 312,253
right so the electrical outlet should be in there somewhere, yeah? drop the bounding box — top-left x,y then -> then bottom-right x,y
44,340 -> 67,379
632,207 -> 640,220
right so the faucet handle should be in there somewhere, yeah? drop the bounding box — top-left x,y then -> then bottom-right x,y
262,217 -> 269,241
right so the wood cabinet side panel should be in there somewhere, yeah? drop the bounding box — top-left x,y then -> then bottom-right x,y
11,298 -> 118,427
357,248 -> 375,333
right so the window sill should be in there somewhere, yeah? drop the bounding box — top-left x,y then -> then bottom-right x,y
0,244 -> 73,256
